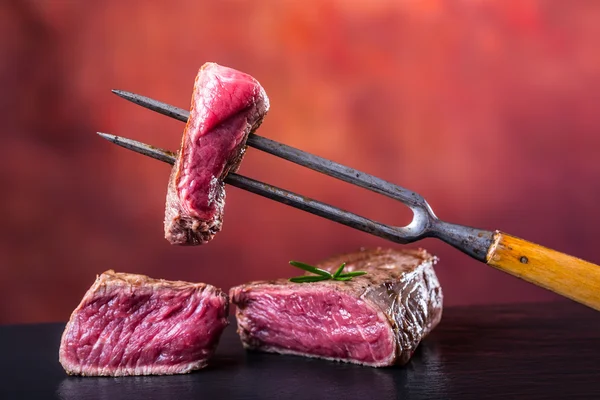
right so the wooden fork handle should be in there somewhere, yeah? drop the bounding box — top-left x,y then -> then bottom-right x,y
486,231 -> 600,311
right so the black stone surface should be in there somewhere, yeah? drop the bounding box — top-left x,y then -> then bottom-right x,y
1,302 -> 599,399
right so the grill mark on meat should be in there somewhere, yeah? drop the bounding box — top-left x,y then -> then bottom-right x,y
230,248 -> 443,367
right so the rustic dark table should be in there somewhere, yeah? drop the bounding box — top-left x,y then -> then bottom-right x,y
1,302 -> 598,400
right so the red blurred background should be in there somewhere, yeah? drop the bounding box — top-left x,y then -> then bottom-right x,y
2,0 -> 599,324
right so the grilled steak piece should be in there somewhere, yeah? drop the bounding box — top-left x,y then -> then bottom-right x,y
165,62 -> 270,245
230,248 -> 443,367
59,270 -> 229,376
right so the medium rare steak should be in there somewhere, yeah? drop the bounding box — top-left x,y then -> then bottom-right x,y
59,270 -> 229,376
230,248 -> 443,367
165,62 -> 270,245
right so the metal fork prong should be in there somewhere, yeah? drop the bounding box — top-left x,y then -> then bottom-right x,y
250,134 -> 433,211
232,174 -> 411,244
111,90 -> 436,215
96,132 -> 412,244
111,90 -> 189,123
97,132 -> 177,165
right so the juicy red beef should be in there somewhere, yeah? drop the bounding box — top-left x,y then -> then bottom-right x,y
165,62 -> 270,245
232,287 -> 395,365
230,248 -> 443,367
59,270 -> 229,376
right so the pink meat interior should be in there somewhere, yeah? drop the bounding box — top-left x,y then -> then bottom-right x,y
177,63 -> 266,219
238,287 -> 395,365
178,114 -> 247,217
61,285 -> 228,373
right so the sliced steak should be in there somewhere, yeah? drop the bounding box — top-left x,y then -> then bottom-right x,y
59,270 -> 229,376
165,62 -> 270,245
230,248 -> 443,367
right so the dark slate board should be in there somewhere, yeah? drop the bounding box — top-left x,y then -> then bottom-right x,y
1,302 -> 599,400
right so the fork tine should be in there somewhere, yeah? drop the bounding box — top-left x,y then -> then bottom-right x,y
96,132 -> 409,244
234,172 -> 408,244
111,90 -> 189,122
97,132 -> 177,165
111,90 -> 433,213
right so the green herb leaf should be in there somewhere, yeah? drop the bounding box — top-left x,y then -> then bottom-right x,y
289,261 -> 332,277
332,262 -> 347,278
288,260 -> 367,283
289,275 -> 331,283
337,271 -> 367,278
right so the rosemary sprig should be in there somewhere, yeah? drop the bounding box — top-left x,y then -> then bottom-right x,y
332,262 -> 347,279
288,260 -> 367,283
288,261 -> 331,277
